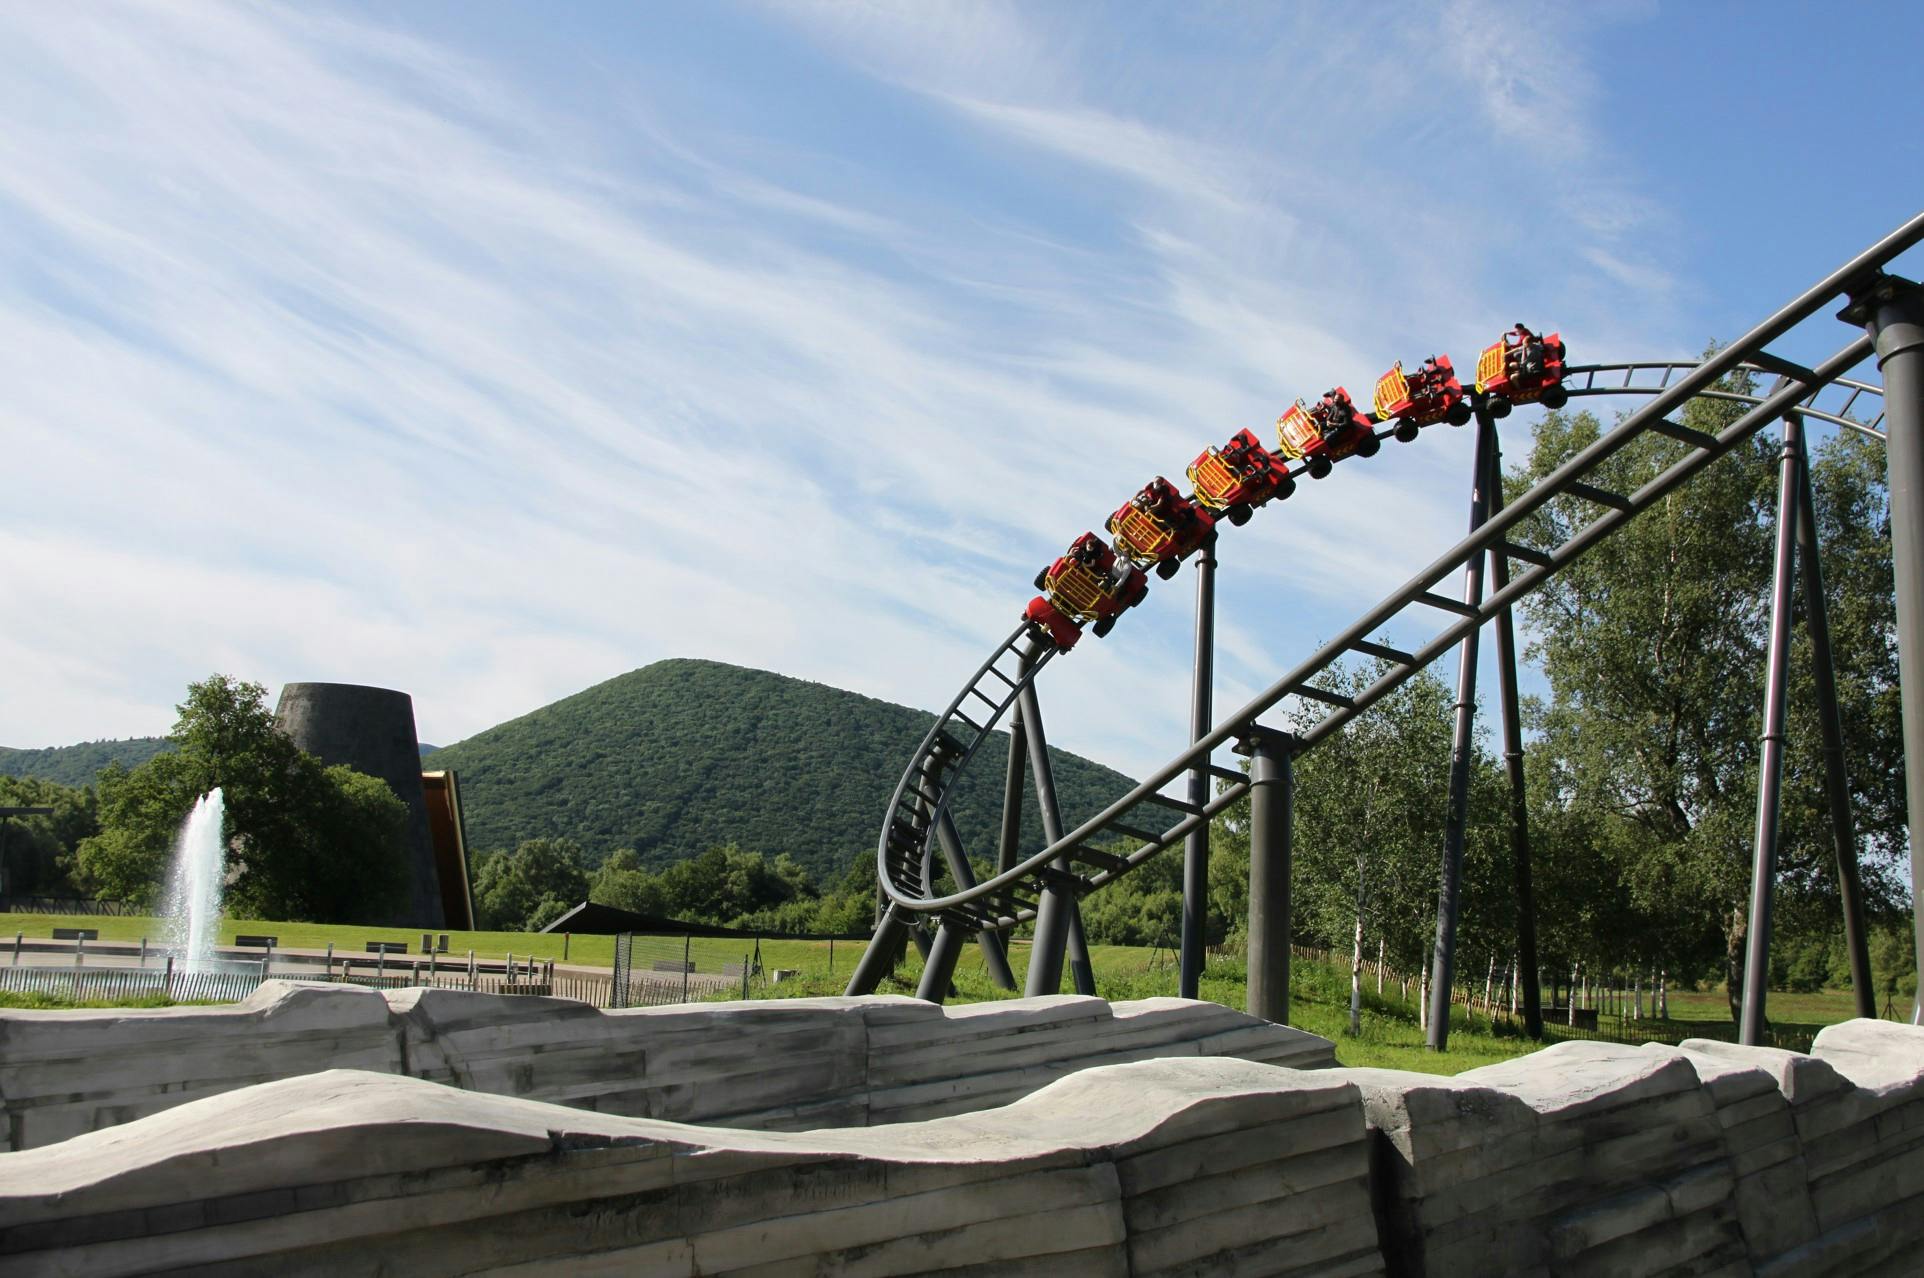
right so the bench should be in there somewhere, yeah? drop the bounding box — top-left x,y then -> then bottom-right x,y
1547,1007 -> 1600,1030
364,941 -> 408,955
234,934 -> 278,949
52,928 -> 99,942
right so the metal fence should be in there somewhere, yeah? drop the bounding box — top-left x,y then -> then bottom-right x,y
0,964 -> 267,1004
0,933 -> 765,1011
0,896 -> 142,917
1546,1011 -> 1820,1056
608,932 -> 756,1008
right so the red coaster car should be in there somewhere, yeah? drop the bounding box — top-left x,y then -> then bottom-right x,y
1474,324 -> 1568,418
1108,477 -> 1215,580
1373,355 -> 1472,440
1027,531 -> 1149,649
1276,388 -> 1379,479
1187,428 -> 1295,527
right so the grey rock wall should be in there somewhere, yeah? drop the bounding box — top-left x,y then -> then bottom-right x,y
1,996 -> 1918,1277
0,1059 -> 1382,1278
0,983 -> 1335,1150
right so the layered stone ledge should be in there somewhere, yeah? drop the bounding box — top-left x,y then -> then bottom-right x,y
0,983 -> 1334,1150
0,1058 -> 1382,1278
2,998 -> 1918,1276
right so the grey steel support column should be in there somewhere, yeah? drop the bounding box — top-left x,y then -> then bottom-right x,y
1427,411 -> 1497,1050
1842,275 -> 1924,1024
915,918 -> 966,1002
1065,901 -> 1096,996
1742,414 -> 1804,1046
1181,532 -> 1219,1000
996,697 -> 1030,876
1018,678 -> 1075,996
1792,424 -> 1877,1017
933,809 -> 1017,990
845,906 -> 912,995
1483,429 -> 1545,1039
1244,729 -> 1294,1024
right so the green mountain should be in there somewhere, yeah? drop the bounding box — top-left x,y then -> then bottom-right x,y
5,739 -> 441,788
426,658 -> 1140,883
0,738 -> 173,787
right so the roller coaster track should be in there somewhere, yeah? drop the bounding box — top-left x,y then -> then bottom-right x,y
850,211 -> 1924,998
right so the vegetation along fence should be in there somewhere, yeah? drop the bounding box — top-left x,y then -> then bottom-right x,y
0,933 -> 765,1011
0,964 -> 268,1004
0,896 -> 142,917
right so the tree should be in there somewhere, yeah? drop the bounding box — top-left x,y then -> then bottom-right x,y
0,775 -> 96,899
472,838 -> 591,931
1227,659 -> 1470,973
1191,655 -> 1523,1031
73,675 -> 408,922
1513,363 -> 1907,1019
588,849 -> 669,918
653,845 -> 812,924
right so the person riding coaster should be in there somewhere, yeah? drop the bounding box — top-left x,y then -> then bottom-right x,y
1276,387 -> 1380,479
1026,531 -> 1149,651
1474,323 -> 1569,418
1373,354 -> 1473,440
1107,476 -> 1216,580
1187,427 -> 1296,527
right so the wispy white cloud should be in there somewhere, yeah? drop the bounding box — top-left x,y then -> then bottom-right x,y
0,0 -> 1696,792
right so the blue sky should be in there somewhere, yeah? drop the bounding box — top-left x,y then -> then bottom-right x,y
2,1 -> 1921,783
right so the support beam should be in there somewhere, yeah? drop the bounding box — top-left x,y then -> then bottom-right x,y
915,919 -> 966,1002
1792,421 -> 1876,1018
1484,430 -> 1545,1040
996,689 -> 1030,877
1841,275 -> 1924,1025
1742,413 -> 1803,1046
1244,729 -> 1294,1024
1181,532 -> 1218,1000
1018,679 -> 1075,997
844,907 -> 911,996
1428,411 -> 1496,1050
1065,900 -> 1096,996
933,810 -> 1017,991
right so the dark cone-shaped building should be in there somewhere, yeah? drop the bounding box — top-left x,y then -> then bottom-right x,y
275,682 -> 444,928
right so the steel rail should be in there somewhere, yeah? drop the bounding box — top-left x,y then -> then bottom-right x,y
1563,361 -> 1886,441
869,209 -> 1924,929
905,333 -> 1873,923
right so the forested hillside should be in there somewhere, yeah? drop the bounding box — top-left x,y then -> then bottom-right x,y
426,659 -> 1138,882
0,738 -> 171,787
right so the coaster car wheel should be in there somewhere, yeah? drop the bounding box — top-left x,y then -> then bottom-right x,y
1227,503 -> 1253,527
1487,394 -> 1513,420
1275,474 -> 1297,501
1393,420 -> 1420,444
1308,455 -> 1333,480
1448,401 -> 1473,426
1156,558 -> 1181,580
1093,615 -> 1116,638
1357,432 -> 1382,458
1540,383 -> 1569,410
1034,569 -> 1048,591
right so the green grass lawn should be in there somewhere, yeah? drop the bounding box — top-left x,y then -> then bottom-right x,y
4,912 -> 1890,1074
0,911 -> 819,971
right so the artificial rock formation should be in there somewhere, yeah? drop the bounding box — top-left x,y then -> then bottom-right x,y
1,999 -> 1919,1276
0,1059 -> 1384,1277
0,983 -> 1334,1151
